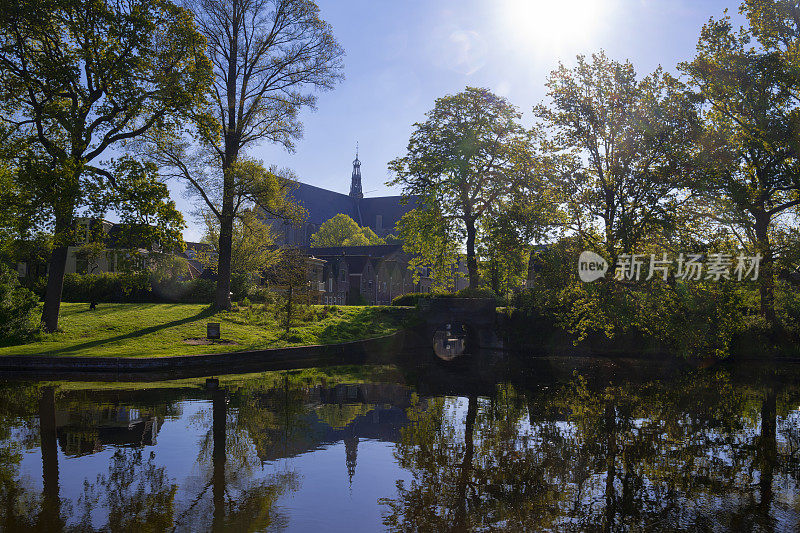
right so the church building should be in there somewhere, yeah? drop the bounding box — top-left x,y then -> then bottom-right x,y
270,151 -> 417,246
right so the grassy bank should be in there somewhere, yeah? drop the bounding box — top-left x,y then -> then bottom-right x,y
0,303 -> 412,358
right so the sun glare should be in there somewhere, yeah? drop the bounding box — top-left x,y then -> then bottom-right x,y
500,0 -> 610,52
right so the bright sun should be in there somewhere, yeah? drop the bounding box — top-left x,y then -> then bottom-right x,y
500,0 -> 610,52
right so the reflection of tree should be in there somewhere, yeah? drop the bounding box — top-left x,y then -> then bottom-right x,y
0,384 -> 45,530
382,387 -> 566,531
69,449 -> 176,532
382,371 -> 800,531
38,386 -> 63,532
175,384 -> 301,532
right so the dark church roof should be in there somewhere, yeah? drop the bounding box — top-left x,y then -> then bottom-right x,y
359,195 -> 417,232
270,151 -> 419,247
287,181 -> 417,235
290,182 -> 357,225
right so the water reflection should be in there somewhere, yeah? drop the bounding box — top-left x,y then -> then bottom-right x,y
0,359 -> 798,531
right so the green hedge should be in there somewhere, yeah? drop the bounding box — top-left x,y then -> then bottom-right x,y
62,272 -> 217,304
392,288 -> 498,306
392,292 -> 431,306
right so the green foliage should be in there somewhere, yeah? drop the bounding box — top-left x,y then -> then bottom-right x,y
397,208 -> 462,291
265,247 -> 313,333
0,0 -> 212,330
310,214 -> 385,247
679,8 -> 800,326
452,287 -> 497,299
198,208 -> 280,275
0,264 -> 38,343
390,87 -> 534,288
61,272 -> 217,304
391,293 -> 431,306
96,157 -> 187,253
141,0 -> 343,309
536,52 -> 699,263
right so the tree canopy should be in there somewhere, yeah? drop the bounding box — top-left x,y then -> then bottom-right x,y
0,0 -> 213,331
680,6 -> 800,325
389,87 -> 533,288
309,214 -> 385,247
536,52 -> 700,265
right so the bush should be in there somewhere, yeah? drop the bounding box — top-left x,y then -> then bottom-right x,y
230,272 -> 258,301
392,292 -> 431,306
454,287 -> 497,299
0,264 -> 39,343
62,272 -> 217,304
62,272 -> 151,303
248,285 -> 277,304
152,278 -> 216,303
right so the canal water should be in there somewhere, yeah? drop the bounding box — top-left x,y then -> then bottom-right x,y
0,357 -> 798,531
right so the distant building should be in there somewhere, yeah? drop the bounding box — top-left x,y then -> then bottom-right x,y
269,150 -> 417,247
306,243 -> 469,305
16,217 -> 210,281
309,244 -> 420,305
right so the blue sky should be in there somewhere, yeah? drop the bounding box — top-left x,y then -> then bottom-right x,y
174,0 -> 744,241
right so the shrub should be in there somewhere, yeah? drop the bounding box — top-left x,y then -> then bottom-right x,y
230,272 -> 258,301
62,272 -> 217,304
62,272 -> 151,303
392,292 -> 431,306
0,264 -> 39,343
248,286 -> 277,304
152,278 -> 216,303
454,287 -> 497,299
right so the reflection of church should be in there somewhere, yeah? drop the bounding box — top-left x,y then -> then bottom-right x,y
269,150 -> 417,247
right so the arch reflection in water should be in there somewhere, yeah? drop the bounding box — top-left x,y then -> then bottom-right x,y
432,322 -> 469,361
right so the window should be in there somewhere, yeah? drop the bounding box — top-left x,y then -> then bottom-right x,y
376,214 -> 382,230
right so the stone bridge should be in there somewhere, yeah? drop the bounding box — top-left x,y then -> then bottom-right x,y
416,298 -> 503,361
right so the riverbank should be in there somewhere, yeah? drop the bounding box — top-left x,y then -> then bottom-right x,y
0,302 -> 413,358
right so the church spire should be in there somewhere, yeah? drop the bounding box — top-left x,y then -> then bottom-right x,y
349,143 -> 363,200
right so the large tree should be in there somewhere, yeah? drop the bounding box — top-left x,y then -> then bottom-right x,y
176,0 -> 344,309
389,87 -> 533,289
0,0 -> 212,331
680,5 -> 800,326
535,52 -> 700,266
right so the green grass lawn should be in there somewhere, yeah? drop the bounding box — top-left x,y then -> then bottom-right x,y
0,302 -> 411,358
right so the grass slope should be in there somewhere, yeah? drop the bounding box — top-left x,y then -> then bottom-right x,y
0,302 -> 410,358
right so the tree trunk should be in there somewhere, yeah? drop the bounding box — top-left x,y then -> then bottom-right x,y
38,386 -> 61,530
285,285 -> 293,334
454,394 -> 477,530
215,214 -> 234,309
41,214 -> 72,332
212,389 -> 227,532
758,389 -> 777,514
603,401 -> 617,532
465,217 -> 479,289
754,214 -> 778,327
215,11 -> 240,310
